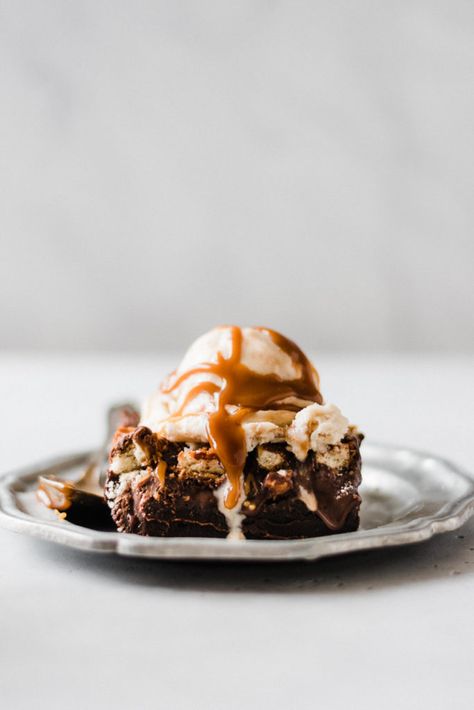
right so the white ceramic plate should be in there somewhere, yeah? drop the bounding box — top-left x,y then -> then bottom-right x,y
0,443 -> 473,561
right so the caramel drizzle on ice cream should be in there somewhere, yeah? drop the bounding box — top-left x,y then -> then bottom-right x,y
162,326 -> 322,509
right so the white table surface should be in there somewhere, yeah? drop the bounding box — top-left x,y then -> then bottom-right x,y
0,353 -> 473,710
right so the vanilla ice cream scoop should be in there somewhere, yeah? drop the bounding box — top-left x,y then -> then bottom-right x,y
141,326 -> 350,508
143,326 -> 320,423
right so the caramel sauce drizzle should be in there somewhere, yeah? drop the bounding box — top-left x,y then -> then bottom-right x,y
157,460 -> 167,487
162,326 -> 322,509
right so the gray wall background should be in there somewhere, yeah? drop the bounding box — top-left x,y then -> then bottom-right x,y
1,1 -> 473,353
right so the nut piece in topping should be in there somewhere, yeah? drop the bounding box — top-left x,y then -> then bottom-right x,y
177,447 -> 225,480
109,426 -> 157,474
132,426 -> 159,466
315,441 -> 351,470
109,436 -> 140,474
263,469 -> 293,498
256,445 -> 285,471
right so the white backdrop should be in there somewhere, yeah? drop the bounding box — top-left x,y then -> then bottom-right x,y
1,1 -> 473,353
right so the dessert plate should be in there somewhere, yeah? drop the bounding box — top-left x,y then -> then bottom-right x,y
0,443 -> 473,561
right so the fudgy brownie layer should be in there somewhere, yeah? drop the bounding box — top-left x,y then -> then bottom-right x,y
105,426 -> 362,540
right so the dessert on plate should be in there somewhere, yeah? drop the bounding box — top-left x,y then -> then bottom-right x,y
105,326 -> 363,540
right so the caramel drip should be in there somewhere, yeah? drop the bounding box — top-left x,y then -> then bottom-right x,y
157,460 -> 167,487
162,326 -> 322,509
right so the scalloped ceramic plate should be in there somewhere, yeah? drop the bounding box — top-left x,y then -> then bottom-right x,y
0,443 -> 473,561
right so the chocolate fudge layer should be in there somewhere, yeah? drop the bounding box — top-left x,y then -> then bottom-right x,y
105,425 -> 362,539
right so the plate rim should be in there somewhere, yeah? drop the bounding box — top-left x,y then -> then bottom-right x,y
0,443 -> 473,561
